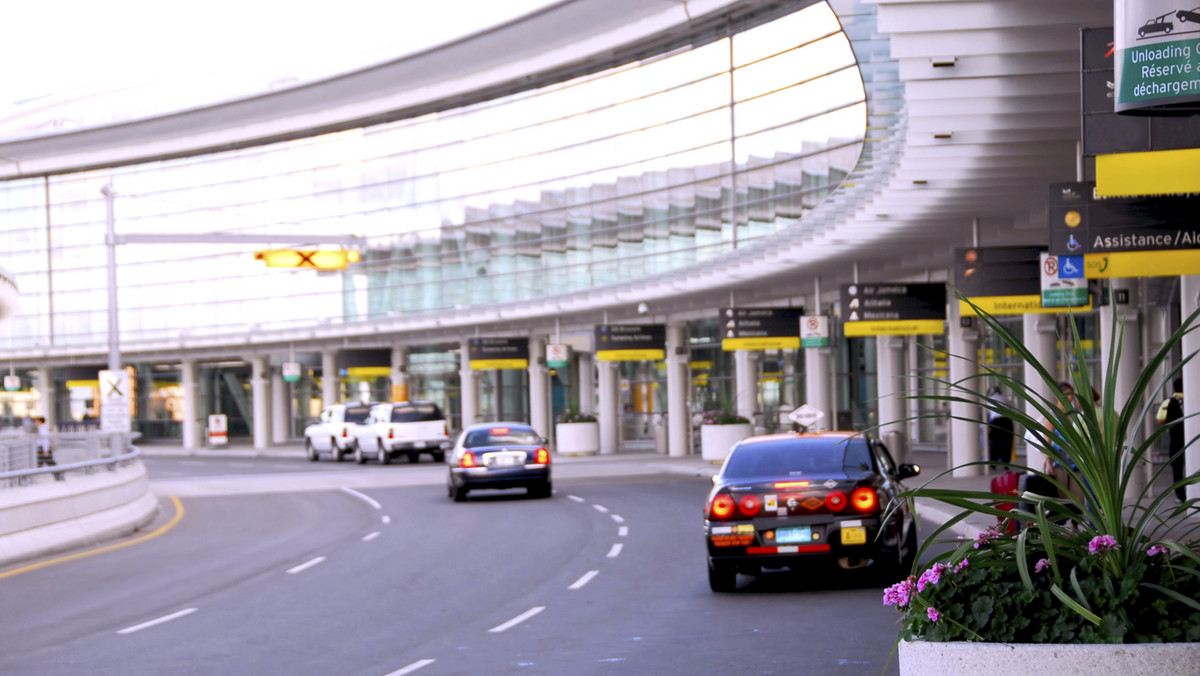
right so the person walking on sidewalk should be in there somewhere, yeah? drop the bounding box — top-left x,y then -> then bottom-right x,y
986,386 -> 1015,469
1156,378 -> 1186,503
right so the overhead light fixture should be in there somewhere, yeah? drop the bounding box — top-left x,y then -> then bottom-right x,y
933,132 -> 953,139
931,57 -> 957,68
912,180 -> 928,185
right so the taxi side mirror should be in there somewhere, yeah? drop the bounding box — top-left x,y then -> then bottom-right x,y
897,463 -> 920,480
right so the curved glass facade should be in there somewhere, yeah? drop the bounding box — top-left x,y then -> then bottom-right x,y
0,3 -> 865,352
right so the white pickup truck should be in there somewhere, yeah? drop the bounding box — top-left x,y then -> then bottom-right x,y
353,401 -> 452,464
304,403 -> 376,462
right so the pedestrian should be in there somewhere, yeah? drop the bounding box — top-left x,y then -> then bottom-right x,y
1042,382 -> 1087,511
986,386 -> 1015,468
1156,378 -> 1185,502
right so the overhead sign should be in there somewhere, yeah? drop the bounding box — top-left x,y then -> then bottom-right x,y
546,344 -> 569,369
595,325 -> 665,361
99,369 -> 131,433
468,338 -> 530,370
955,247 -> 1089,315
719,307 -> 802,351
840,283 -> 946,337
800,315 -> 830,348
282,361 -> 302,383
3,374 -> 19,391
1040,253 -> 1089,307
1114,1 -> 1200,114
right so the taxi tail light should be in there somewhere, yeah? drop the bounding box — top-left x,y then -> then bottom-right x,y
851,487 -> 878,512
459,451 -> 478,469
825,490 -> 848,512
535,447 -> 550,464
707,493 -> 736,520
738,494 -> 761,518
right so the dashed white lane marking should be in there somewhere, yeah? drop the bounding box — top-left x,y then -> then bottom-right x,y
592,504 -> 609,513
568,570 -> 600,590
382,515 -> 392,525
567,495 -> 585,503
341,487 -> 382,510
610,514 -> 625,523
385,658 -> 436,675
116,608 -> 197,635
286,556 -> 326,574
618,526 -> 629,537
488,606 -> 546,633
606,543 -> 623,558
362,532 -> 381,542
270,464 -> 294,470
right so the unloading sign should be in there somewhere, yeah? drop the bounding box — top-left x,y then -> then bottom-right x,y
1114,0 -> 1200,113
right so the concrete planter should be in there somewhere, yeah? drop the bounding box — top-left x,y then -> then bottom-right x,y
898,639 -> 1200,676
555,421 -> 600,456
700,423 -> 753,463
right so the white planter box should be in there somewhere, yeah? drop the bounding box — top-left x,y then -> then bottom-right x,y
899,639 -> 1200,676
700,423 -> 753,463
555,421 -> 600,456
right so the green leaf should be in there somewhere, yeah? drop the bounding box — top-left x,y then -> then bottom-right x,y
1050,583 -> 1103,626
971,595 -> 994,628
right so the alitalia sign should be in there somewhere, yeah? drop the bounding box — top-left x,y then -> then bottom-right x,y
1115,0 -> 1200,113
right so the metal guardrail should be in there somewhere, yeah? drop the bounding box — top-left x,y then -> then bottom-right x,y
0,431 -> 141,488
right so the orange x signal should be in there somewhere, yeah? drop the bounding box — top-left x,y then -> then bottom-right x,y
254,249 -> 361,270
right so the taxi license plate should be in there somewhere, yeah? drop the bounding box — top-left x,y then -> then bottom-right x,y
841,526 -> 867,545
489,454 -> 521,467
775,526 -> 812,544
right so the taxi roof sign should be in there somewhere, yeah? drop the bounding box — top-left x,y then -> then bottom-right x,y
788,404 -> 824,428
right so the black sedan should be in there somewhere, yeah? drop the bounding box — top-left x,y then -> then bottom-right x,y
704,431 -> 920,592
446,422 -> 552,501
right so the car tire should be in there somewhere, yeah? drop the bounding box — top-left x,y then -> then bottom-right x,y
407,452 -> 420,464
708,559 -> 737,593
354,445 -> 366,465
377,441 -> 391,465
305,439 -> 318,462
432,451 -> 445,463
330,438 -> 342,462
529,481 -> 552,499
452,484 -> 468,502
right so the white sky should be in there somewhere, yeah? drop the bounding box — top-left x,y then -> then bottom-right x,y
2,0 -> 554,109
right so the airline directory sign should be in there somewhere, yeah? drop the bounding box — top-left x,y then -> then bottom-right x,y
719,307 -> 802,351
595,324 -> 665,361
1114,0 -> 1200,114
468,338 -> 530,370
840,283 -> 946,337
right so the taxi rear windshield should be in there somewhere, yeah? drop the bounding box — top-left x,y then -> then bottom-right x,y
723,437 -> 874,479
391,404 -> 443,423
464,428 -> 541,448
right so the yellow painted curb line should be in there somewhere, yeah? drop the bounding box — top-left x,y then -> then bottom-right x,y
0,495 -> 184,581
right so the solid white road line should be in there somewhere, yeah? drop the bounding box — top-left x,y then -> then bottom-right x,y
341,487 -> 382,510
610,514 -> 625,523
618,526 -> 629,537
606,543 -> 623,558
116,608 -> 197,635
568,570 -> 600,590
385,658 -> 436,676
567,495 -> 585,503
362,531 -> 381,542
592,504 -> 609,513
488,606 -> 546,633
286,556 -> 326,574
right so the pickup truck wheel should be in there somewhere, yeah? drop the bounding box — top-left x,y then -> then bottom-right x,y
305,439 -> 319,462
407,452 -> 420,464
329,438 -> 342,462
377,441 -> 391,465
354,445 -> 366,464
432,451 -> 445,463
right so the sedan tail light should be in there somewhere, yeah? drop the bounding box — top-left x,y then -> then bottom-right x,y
825,491 -> 847,511
707,493 -> 736,520
851,487 -> 878,512
738,494 -> 761,518
535,447 -> 550,464
459,451 -> 478,469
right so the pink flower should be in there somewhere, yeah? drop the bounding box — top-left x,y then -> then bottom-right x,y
1088,534 -> 1119,555
953,557 -> 969,572
883,578 -> 916,608
927,607 -> 940,622
1147,544 -> 1169,557
917,563 -> 951,592
973,531 -> 995,549
1035,558 -> 1050,574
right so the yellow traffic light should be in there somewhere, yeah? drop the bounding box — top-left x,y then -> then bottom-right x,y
254,249 -> 361,270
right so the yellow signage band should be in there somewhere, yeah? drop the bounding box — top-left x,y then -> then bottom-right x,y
596,349 -> 665,362
959,295 -> 1092,316
842,319 -> 945,337
1096,148 -> 1200,197
721,337 -> 801,351
468,359 -> 530,370
1083,250 -> 1200,279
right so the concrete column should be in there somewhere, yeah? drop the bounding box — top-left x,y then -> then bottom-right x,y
666,323 -> 690,457
734,350 -> 758,423
1181,275 -> 1200,502
1023,313 -> 1059,472
528,337 -> 550,436
391,346 -> 409,402
876,335 -> 908,460
181,359 -> 198,450
460,339 -> 477,429
36,367 -> 56,428
578,352 -> 596,415
322,350 -> 339,406
804,346 -> 833,429
251,356 -> 270,449
271,368 -> 289,443
598,361 -> 619,455
1100,279 -> 1144,502
949,311 -> 983,477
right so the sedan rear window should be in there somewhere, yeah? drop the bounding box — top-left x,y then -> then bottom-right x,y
464,428 -> 541,447
722,437 -> 874,479
391,404 -> 443,423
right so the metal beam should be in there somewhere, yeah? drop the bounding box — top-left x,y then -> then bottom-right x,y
113,233 -> 365,247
